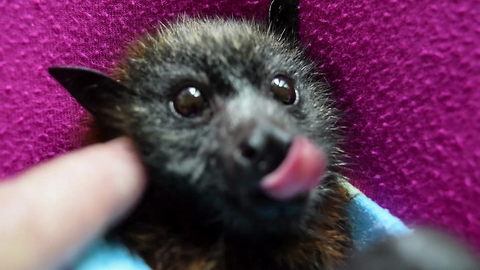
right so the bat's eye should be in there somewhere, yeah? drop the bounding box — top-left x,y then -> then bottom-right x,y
271,75 -> 297,104
173,86 -> 206,117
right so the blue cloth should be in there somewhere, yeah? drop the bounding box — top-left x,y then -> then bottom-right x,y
348,192 -> 412,250
73,182 -> 411,270
74,239 -> 151,270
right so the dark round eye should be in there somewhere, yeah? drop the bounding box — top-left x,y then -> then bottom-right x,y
173,86 -> 206,117
271,75 -> 296,104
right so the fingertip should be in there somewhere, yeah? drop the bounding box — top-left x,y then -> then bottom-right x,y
100,137 -> 148,222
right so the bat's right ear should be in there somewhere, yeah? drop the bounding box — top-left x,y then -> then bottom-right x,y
48,66 -> 133,116
269,0 -> 299,42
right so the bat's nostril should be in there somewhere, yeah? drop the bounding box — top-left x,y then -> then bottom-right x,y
236,123 -> 292,175
239,141 -> 258,159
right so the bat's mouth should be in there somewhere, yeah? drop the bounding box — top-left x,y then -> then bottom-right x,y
260,136 -> 326,201
223,136 -> 327,222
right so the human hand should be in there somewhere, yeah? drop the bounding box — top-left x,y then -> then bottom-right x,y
0,137 -> 146,270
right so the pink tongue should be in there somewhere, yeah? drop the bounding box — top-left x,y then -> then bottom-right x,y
260,136 -> 327,200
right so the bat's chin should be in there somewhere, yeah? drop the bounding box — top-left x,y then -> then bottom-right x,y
218,188 -> 315,237
230,189 -> 309,219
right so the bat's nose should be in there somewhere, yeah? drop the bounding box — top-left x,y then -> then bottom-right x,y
236,124 -> 292,176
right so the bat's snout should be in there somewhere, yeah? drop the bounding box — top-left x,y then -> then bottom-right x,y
222,121 -> 326,220
234,123 -> 293,178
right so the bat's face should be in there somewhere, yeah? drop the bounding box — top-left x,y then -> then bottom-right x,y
50,18 -> 343,237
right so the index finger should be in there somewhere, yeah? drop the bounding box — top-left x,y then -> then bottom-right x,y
0,137 -> 147,270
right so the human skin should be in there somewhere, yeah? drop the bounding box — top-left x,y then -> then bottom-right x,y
0,137 -> 146,270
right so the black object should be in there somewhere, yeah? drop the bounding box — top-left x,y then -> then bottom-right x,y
48,66 -> 132,116
343,229 -> 480,270
269,0 -> 299,42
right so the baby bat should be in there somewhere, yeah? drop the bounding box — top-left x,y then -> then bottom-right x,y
49,1 -> 352,269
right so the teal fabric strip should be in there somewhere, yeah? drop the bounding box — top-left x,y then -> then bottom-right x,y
342,182 -> 412,250
74,239 -> 150,270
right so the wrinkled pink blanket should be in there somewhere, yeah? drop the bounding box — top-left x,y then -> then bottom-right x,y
1,0 -> 479,251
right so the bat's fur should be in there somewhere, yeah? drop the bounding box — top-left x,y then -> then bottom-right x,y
90,17 -> 351,269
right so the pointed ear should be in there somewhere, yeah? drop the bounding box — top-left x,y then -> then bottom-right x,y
269,0 -> 299,42
48,66 -> 132,116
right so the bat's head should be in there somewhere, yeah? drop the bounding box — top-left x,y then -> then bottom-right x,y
49,17 -> 344,238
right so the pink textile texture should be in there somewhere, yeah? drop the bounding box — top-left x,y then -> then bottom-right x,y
1,0 -> 479,250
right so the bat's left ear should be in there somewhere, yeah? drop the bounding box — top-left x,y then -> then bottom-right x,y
48,66 -> 134,118
269,0 -> 299,42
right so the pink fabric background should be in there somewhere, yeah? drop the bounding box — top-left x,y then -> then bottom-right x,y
1,0 -> 479,251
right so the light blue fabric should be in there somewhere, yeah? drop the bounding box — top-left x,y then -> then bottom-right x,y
348,193 -> 412,250
73,182 -> 411,270
74,239 -> 151,270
